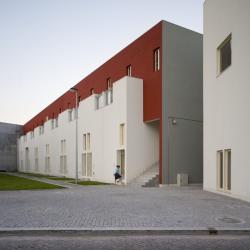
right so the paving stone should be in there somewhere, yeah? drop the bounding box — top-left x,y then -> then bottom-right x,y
0,184 -> 250,229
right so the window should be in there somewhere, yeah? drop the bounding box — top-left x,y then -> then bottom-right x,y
60,139 -> 67,174
87,133 -> 90,150
55,117 -> 59,128
30,131 -> 34,139
107,88 -> 113,105
217,34 -> 232,75
39,125 -> 44,135
217,150 -> 223,190
45,144 -> 50,173
120,124 -> 125,145
51,119 -> 54,129
126,65 -> 132,76
83,134 -> 86,151
90,88 -> 95,95
20,150 -> 24,171
217,149 -> 232,192
35,147 -> 39,172
82,133 -> 92,177
68,109 -> 73,122
78,96 -> 81,103
83,133 -> 91,151
154,48 -> 160,71
225,149 -> 231,191
107,78 -> 112,89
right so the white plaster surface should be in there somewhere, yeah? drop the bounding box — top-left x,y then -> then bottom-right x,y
18,77 -> 159,184
203,0 -> 250,201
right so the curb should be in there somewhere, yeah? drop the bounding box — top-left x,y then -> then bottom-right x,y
0,228 -> 250,236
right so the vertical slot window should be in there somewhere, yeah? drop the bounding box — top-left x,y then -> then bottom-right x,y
154,48 -> 160,71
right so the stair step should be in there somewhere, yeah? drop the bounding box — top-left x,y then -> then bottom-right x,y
129,163 -> 159,187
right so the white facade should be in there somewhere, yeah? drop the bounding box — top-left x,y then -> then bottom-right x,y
18,76 -> 159,184
204,0 -> 250,201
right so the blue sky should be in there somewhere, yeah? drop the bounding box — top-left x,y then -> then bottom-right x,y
0,0 -> 204,124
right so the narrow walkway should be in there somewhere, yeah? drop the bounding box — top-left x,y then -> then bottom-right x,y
5,172 -> 79,189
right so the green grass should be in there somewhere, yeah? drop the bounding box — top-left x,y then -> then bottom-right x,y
0,173 -> 64,191
19,172 -> 74,181
71,180 -> 111,186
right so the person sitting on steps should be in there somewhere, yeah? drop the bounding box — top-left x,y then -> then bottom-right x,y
114,165 -> 122,184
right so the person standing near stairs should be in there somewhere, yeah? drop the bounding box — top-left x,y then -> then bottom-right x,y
114,165 -> 122,184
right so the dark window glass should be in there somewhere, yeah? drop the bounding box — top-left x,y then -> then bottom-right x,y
219,36 -> 231,73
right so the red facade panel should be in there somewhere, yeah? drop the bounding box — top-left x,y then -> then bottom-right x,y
23,21 -> 162,133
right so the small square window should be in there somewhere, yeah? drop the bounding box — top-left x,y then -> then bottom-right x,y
126,65 -> 132,76
217,34 -> 231,75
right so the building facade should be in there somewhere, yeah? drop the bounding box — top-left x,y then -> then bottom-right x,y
0,122 -> 23,171
204,0 -> 250,201
18,21 -> 203,185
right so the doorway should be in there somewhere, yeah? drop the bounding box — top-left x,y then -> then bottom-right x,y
117,150 -> 125,180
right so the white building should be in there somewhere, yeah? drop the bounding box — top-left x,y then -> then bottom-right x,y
17,21 -> 203,186
204,0 -> 250,201
18,77 -> 159,184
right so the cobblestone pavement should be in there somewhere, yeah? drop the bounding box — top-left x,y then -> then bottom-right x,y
0,182 -> 250,229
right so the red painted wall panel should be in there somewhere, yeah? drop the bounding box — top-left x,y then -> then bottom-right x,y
23,21 -> 162,133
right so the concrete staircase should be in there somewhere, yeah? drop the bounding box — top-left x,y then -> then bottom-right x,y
129,162 -> 159,187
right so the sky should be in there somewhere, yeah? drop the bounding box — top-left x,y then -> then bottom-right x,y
0,0 -> 204,125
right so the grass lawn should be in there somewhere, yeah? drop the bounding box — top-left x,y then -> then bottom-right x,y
71,180 -> 111,186
19,172 -> 74,181
0,173 -> 64,191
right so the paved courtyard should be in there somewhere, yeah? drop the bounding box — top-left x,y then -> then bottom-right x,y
0,182 -> 250,229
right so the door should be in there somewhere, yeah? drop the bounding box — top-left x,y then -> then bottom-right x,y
117,150 -> 125,180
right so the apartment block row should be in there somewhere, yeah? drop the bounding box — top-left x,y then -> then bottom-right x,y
18,20 -> 203,186
17,0 -> 250,201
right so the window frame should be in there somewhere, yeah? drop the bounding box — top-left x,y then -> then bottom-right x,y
217,34 -> 232,76
154,48 -> 160,72
126,65 -> 132,76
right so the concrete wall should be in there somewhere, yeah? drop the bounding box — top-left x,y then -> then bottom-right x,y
204,0 -> 250,201
162,21 -> 203,184
18,76 -> 159,184
0,122 -> 23,171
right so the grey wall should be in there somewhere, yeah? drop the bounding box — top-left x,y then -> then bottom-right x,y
0,122 -> 23,171
162,21 -> 203,184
